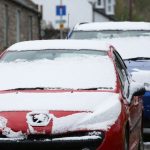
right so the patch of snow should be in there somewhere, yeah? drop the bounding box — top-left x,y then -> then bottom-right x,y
0,56 -> 116,91
0,117 -> 26,138
7,40 -> 109,51
0,92 -> 121,132
52,135 -> 101,141
109,37 -> 150,59
0,92 -> 119,112
0,117 -> 7,129
51,93 -> 121,133
2,127 -> 25,138
74,22 -> 150,31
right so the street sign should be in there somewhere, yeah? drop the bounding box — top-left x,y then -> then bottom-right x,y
55,19 -> 66,24
56,5 -> 66,16
59,23 -> 64,29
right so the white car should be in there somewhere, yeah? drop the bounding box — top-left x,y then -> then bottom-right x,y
69,21 -> 150,39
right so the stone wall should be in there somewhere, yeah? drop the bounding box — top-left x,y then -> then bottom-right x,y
0,0 -> 41,51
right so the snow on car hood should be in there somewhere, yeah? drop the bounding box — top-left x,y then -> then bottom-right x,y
0,57 -> 116,90
125,60 -> 150,85
130,70 -> 150,85
0,91 -> 121,132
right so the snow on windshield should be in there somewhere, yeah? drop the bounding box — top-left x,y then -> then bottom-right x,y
0,51 -> 116,90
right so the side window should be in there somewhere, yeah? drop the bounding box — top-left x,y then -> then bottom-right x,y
113,51 -> 130,98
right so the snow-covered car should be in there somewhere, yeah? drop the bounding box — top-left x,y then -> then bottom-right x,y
68,21 -> 150,140
0,40 -> 144,150
68,21 -> 150,39
106,37 -> 150,140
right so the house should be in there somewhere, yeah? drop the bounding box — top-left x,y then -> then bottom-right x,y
32,0 -> 116,30
93,0 -> 116,22
0,0 -> 41,51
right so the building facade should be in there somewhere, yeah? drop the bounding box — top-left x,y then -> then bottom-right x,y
0,0 -> 41,51
32,0 -> 116,30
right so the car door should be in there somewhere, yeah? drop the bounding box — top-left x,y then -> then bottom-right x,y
113,50 -> 143,148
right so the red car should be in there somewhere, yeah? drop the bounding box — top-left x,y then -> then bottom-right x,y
0,40 -> 144,150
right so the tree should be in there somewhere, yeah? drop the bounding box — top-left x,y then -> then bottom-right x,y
115,0 -> 150,21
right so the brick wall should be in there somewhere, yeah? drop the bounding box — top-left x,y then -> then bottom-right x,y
0,0 -> 41,51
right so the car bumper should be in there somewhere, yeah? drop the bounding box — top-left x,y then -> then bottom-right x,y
0,135 -> 103,150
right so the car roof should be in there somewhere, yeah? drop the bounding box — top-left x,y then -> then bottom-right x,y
7,40 -> 111,51
104,36 -> 150,59
73,21 -> 150,31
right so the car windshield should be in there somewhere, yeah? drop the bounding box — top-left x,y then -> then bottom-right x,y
0,49 -> 116,90
70,30 -> 150,39
0,49 -> 107,62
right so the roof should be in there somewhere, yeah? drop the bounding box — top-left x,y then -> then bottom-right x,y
7,40 -> 111,51
94,9 -> 115,21
74,21 -> 150,31
105,36 -> 150,59
12,0 -> 38,13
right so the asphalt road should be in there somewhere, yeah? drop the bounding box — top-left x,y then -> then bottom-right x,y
144,142 -> 150,150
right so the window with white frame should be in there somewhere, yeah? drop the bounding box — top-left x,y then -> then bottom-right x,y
105,0 -> 115,15
96,0 -> 104,9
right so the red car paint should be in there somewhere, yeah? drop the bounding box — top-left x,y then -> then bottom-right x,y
0,46 -> 143,150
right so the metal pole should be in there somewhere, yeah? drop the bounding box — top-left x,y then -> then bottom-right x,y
60,0 -> 63,39
89,2 -> 95,22
92,3 -> 94,22
67,13 -> 70,29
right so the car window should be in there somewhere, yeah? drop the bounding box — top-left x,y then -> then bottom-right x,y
0,49 -> 107,62
70,30 -> 150,39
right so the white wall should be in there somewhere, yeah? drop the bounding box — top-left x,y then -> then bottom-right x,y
32,0 -> 112,29
32,0 -> 92,29
94,12 -> 110,22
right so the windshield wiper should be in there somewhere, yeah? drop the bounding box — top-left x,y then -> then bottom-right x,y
4,87 -> 113,91
78,87 -> 113,90
125,57 -> 150,61
4,87 -> 74,91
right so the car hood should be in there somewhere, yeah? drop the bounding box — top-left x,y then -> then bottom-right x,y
0,91 -> 121,138
131,70 -> 150,85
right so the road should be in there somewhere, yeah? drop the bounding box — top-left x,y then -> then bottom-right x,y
144,142 -> 150,150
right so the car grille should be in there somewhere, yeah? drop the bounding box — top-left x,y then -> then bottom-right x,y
0,131 -> 105,150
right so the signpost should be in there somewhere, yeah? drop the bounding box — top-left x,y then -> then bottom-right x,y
56,0 -> 66,39
56,5 -> 66,16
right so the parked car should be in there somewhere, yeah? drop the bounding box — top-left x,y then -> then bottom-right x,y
107,37 -> 150,141
0,40 -> 144,150
68,21 -> 150,39
68,21 -> 150,140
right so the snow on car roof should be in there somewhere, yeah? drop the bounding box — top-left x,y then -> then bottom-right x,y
7,40 -> 110,51
74,22 -> 150,31
106,36 -> 150,59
